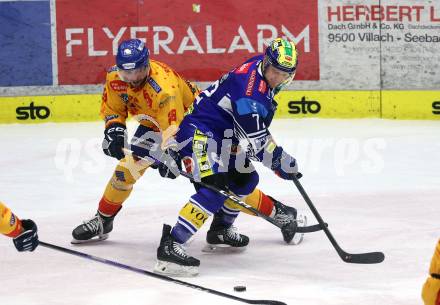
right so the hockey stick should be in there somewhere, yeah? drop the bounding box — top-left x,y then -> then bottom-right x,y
291,176 -> 385,264
129,114 -> 324,234
39,241 -> 286,305
177,167 -> 323,234
123,148 -> 324,234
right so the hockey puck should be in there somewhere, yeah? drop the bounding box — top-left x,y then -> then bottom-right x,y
234,286 -> 246,292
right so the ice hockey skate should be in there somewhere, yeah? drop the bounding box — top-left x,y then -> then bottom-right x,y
202,212 -> 250,254
203,225 -> 250,253
71,212 -> 115,244
271,197 -> 307,245
154,224 -> 200,277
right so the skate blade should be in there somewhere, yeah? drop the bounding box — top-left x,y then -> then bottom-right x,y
154,260 -> 199,277
202,244 -> 247,253
291,214 -> 307,245
71,234 -> 109,245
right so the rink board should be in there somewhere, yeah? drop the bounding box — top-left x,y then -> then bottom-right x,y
277,90 -> 440,120
0,90 -> 439,124
0,95 -> 101,124
276,91 -> 380,119
381,91 -> 440,120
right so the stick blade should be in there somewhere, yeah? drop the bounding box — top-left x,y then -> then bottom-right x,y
341,251 -> 385,264
296,222 -> 328,233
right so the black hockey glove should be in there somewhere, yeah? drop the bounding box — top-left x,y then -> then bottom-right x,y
102,123 -> 127,160
271,146 -> 302,180
158,148 -> 182,179
13,219 -> 39,252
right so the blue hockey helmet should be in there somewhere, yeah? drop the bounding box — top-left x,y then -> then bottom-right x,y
116,39 -> 149,70
264,38 -> 298,74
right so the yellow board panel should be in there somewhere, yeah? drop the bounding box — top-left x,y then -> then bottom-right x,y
275,91 -> 381,119
382,91 -> 440,120
0,95 -> 102,124
0,91 -> 439,123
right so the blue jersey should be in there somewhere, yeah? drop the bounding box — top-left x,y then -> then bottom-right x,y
184,55 -> 278,161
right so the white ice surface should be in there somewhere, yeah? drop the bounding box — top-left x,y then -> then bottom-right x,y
0,119 -> 439,305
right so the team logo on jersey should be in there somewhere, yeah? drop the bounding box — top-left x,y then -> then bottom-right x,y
246,70 -> 256,96
110,80 -> 128,92
258,80 -> 267,94
148,78 -> 162,93
235,62 -> 252,74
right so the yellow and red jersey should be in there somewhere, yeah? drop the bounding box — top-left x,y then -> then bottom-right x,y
0,202 -> 23,238
423,239 -> 440,305
100,60 -> 199,131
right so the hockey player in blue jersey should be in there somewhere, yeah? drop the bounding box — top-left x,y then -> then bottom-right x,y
155,38 -> 301,276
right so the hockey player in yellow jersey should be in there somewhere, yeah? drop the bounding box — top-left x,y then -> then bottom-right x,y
71,39 -> 304,246
422,239 -> 440,305
0,201 -> 38,251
